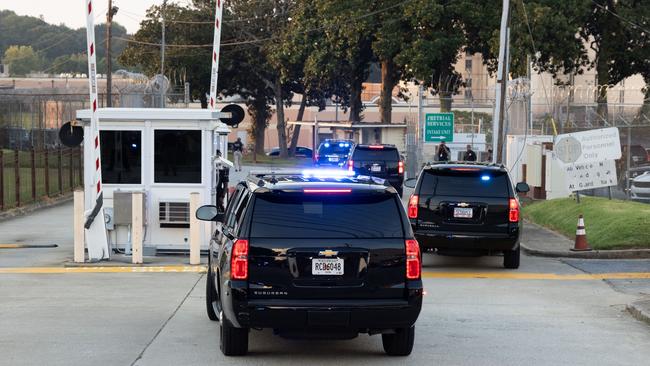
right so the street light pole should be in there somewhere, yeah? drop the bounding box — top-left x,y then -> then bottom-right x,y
492,0 -> 511,164
160,0 -> 167,108
105,0 -> 118,107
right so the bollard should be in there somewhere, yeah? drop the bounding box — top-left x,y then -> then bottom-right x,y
131,192 -> 144,264
189,192 -> 201,265
73,190 -> 85,263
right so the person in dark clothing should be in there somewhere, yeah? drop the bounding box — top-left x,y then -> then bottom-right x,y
463,144 -> 477,161
437,141 -> 451,162
215,150 -> 229,212
232,137 -> 244,171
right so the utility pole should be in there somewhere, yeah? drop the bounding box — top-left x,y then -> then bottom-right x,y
492,0 -> 511,164
105,0 -> 118,107
160,0 -> 167,108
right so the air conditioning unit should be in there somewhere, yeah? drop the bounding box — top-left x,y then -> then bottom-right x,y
159,201 -> 190,228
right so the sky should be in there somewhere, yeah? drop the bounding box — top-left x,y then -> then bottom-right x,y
0,0 -> 178,33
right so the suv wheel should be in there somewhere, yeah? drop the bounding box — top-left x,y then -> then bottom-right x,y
205,267 -> 219,321
220,316 -> 249,356
382,326 -> 415,356
503,246 -> 520,269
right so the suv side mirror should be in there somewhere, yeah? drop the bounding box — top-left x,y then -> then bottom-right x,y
516,182 -> 530,193
404,178 -> 417,189
196,205 -> 224,222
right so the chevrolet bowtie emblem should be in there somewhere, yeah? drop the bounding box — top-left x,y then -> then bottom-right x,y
457,202 -> 470,207
319,250 -> 338,257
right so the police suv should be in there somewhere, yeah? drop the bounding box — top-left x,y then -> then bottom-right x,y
196,170 -> 423,356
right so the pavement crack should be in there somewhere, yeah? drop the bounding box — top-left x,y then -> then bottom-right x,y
130,274 -> 203,366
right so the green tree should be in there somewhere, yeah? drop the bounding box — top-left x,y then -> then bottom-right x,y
2,45 -> 41,76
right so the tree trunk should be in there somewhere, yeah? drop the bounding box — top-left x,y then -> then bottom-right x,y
254,114 -> 266,155
438,75 -> 453,112
379,59 -> 398,124
289,94 -> 307,156
596,61 -> 609,122
199,91 -> 208,109
274,77 -> 288,158
349,77 -> 363,122
248,98 -> 268,156
638,76 -> 650,121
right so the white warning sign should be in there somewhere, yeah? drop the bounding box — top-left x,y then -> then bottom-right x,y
555,127 -> 622,165
564,160 -> 618,192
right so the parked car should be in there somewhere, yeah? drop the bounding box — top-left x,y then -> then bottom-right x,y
405,162 -> 529,269
630,171 -> 650,202
347,144 -> 405,197
197,171 -> 423,356
266,146 -> 313,158
315,139 -> 354,167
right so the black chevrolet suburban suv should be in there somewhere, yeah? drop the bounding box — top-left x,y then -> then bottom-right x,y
348,144 -> 405,197
196,171 -> 423,356
405,163 -> 529,269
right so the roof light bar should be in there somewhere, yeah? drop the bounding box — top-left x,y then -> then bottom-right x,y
302,169 -> 355,179
303,189 -> 352,193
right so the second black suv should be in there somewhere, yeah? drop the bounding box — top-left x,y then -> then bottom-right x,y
405,163 -> 529,269
348,144 -> 405,197
196,171 -> 423,356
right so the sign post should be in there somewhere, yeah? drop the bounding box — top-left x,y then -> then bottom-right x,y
424,113 -> 454,142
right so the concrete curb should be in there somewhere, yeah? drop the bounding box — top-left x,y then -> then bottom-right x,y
521,243 -> 650,259
0,194 -> 73,223
63,261 -> 206,268
627,300 -> 650,326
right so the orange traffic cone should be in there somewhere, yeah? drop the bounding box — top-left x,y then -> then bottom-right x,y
571,214 -> 592,251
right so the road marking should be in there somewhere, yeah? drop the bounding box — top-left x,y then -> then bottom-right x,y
0,265 -> 208,274
0,244 -> 58,249
421,272 -> 650,280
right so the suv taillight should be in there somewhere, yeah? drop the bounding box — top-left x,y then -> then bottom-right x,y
231,239 -> 249,280
348,159 -> 354,171
509,198 -> 520,222
398,161 -> 404,174
408,195 -> 419,218
405,239 -> 421,279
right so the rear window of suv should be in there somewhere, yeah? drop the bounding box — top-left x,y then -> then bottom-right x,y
419,169 -> 510,198
353,147 -> 399,161
250,194 -> 403,238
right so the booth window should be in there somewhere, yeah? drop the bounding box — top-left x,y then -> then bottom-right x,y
100,131 -> 142,184
154,130 -> 202,183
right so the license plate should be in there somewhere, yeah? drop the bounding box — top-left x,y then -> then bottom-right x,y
453,207 -> 473,218
371,165 -> 382,172
328,157 -> 339,162
312,258 -> 344,275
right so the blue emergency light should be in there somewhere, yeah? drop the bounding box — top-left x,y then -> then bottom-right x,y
302,169 -> 355,179
481,175 -> 491,181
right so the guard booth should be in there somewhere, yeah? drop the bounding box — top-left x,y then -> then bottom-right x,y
76,108 -> 231,253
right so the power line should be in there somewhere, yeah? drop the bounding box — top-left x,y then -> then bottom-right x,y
590,0 -> 650,35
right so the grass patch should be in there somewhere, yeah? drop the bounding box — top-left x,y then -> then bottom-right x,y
242,154 -> 313,167
523,196 -> 650,250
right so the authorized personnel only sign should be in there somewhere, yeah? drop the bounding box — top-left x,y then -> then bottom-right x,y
564,160 -> 618,192
554,127 -> 621,165
425,113 -> 454,142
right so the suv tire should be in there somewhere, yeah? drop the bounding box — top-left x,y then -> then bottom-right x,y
220,316 -> 249,356
382,326 -> 415,356
206,267 -> 219,321
503,246 -> 520,269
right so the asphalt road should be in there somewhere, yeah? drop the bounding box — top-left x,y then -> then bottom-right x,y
1,166 -> 649,365
1,254 -> 650,366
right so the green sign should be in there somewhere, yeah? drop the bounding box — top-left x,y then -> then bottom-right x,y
424,113 -> 454,142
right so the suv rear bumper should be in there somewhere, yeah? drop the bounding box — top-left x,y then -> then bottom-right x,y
414,229 -> 520,251
225,281 -> 423,331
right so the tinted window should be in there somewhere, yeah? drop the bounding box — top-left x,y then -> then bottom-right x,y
100,130 -> 142,184
250,194 -> 403,238
154,130 -> 202,183
353,148 -> 399,161
319,142 -> 352,155
420,170 -> 510,198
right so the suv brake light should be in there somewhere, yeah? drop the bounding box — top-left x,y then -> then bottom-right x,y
408,195 -> 419,218
348,159 -> 354,171
368,145 -> 384,149
405,239 -> 421,279
231,239 -> 249,280
509,198 -> 520,222
398,161 -> 404,174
